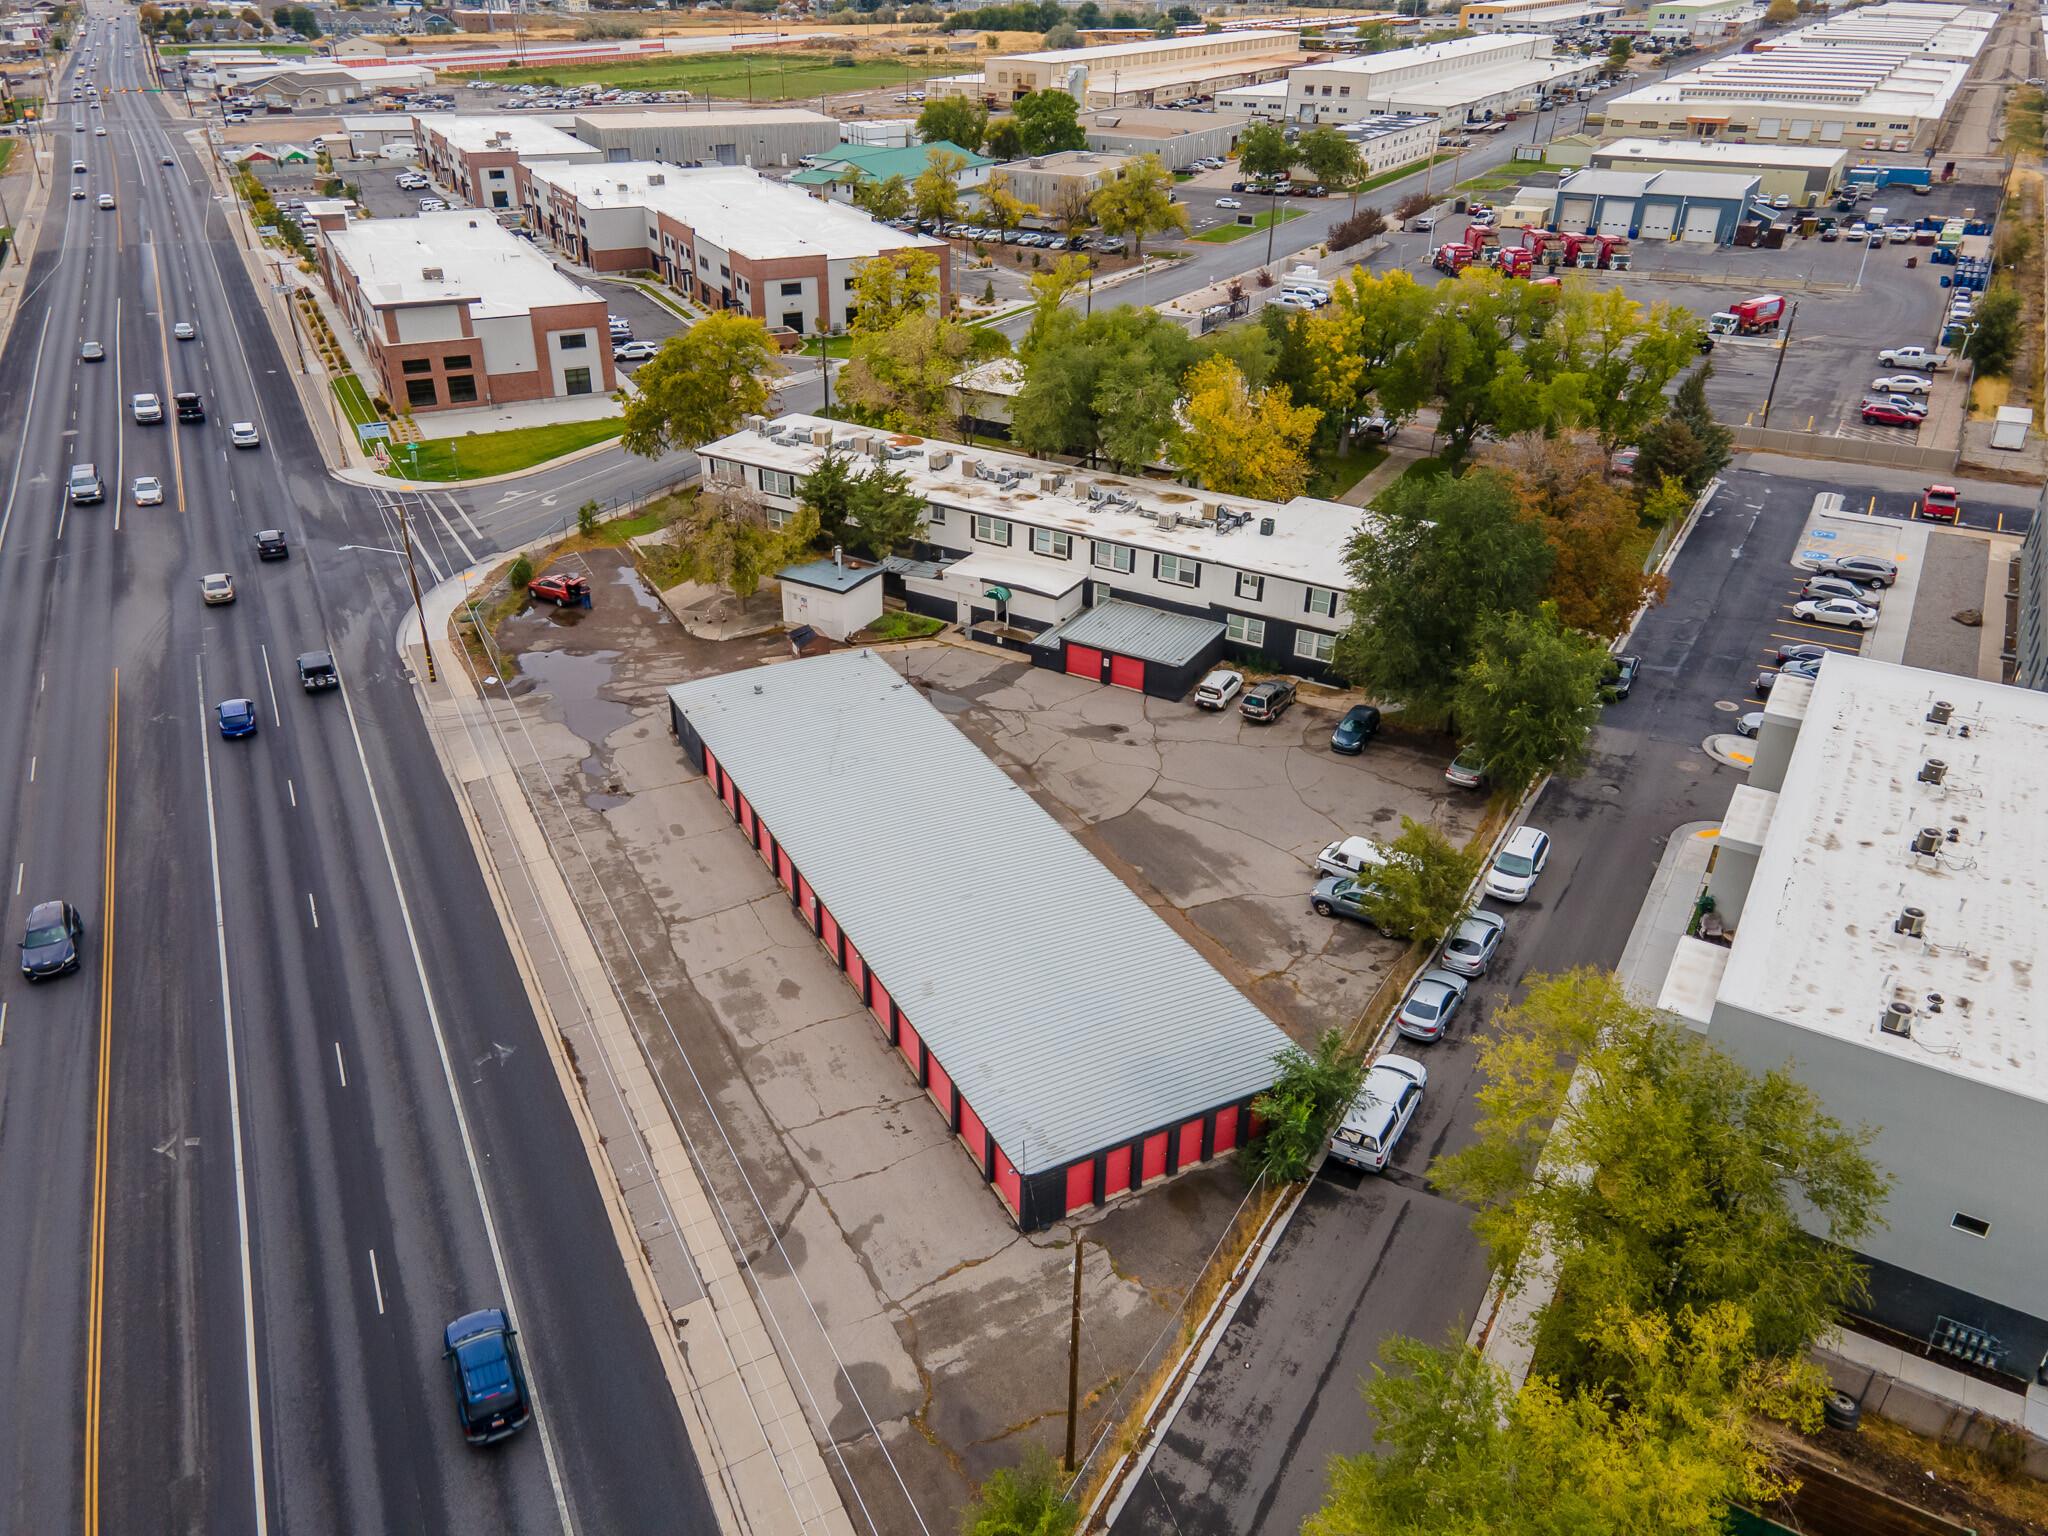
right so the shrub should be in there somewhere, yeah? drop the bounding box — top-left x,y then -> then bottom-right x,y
1243,1030 -> 1366,1185
1393,189 -> 1436,221
578,497 -> 601,537
983,280 -> 995,302
508,554 -> 534,589
1328,206 -> 1388,250
831,52 -> 855,66
959,1448 -> 1078,1536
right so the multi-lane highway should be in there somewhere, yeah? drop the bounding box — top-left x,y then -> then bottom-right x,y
0,12 -> 715,1532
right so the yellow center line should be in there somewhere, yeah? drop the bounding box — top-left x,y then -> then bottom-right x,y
85,669 -> 118,1536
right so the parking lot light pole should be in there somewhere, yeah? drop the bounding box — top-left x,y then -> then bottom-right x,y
1760,299 -> 1797,428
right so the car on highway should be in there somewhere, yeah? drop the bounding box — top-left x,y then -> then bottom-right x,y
1873,374 -> 1931,396
200,571 -> 235,605
1240,678 -> 1295,722
1756,654 -> 1822,695
20,900 -> 84,981
1193,668 -> 1242,710
174,321 -> 195,340
80,340 -> 104,361
1327,1054 -> 1427,1173
1215,196 -> 1243,209
132,475 -> 163,505
1484,825 -> 1551,903
72,186 -> 86,200
613,339 -> 659,362
132,391 -> 162,422
1604,653 -> 1641,699
1439,909 -> 1507,978
73,160 -> 87,174
68,463 -> 104,504
230,421 -> 260,449
1860,399 -> 1921,428
216,698 -> 258,739
1810,553 -> 1897,586
297,651 -> 338,692
443,1309 -> 533,1444
95,125 -> 106,136
162,154 -> 175,166
1395,968 -> 1468,1043
1801,573 -> 1882,607
1792,596 -> 1879,630
1330,704 -> 1381,755
1444,746 -> 1488,791
175,391 -> 204,423
97,192 -> 114,209
254,529 -> 288,560
1734,710 -> 1765,738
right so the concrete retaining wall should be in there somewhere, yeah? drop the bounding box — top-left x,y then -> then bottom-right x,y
1729,425 -> 1956,472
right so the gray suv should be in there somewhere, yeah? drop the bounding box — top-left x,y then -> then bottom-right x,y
68,464 -> 105,504
1239,678 -> 1296,722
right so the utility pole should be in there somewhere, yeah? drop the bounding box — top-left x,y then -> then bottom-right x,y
397,494 -> 437,683
1064,1240 -> 1085,1472
1759,299 -> 1795,428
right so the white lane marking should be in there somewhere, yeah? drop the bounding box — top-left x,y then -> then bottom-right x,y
334,1041 -> 347,1088
333,669 -> 575,1532
28,757 -> 34,783
447,493 -> 482,542
260,644 -> 280,726
287,779 -> 295,808
0,1002 -> 7,1058
368,1250 -> 385,1315
193,657 -> 273,1536
423,492 -> 475,567
307,893 -> 318,929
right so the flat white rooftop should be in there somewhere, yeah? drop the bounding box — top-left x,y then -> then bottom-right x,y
701,413 -> 1371,587
570,107 -> 837,133
1596,136 -> 1850,167
411,113 -> 594,158
1001,28 -> 1297,65
326,210 -> 599,317
1717,655 -> 2048,1100
522,162 -> 947,264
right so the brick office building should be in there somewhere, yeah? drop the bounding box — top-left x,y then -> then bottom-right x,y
412,114 -> 603,211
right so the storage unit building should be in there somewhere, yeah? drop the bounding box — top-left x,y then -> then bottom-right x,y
777,557 -> 885,641
666,650 -> 1293,1232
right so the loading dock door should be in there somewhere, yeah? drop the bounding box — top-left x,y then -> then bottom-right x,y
1108,654 -> 1145,691
1558,197 -> 1594,233
1598,201 -> 1634,236
1638,203 -> 1676,240
1682,205 -> 1720,242
1066,644 -> 1102,679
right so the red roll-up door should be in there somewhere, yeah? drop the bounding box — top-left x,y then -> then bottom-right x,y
1178,1119 -> 1204,1169
1213,1106 -> 1240,1154
737,794 -> 754,838
1108,654 -> 1145,691
927,1054 -> 952,1116
798,875 -> 817,928
896,1008 -> 918,1068
846,945 -> 866,1000
821,906 -> 839,958
775,844 -> 793,891
1066,644 -> 1102,679
994,1147 -> 1022,1215
1141,1132 -> 1168,1183
1104,1145 -> 1133,1197
1066,1161 -> 1095,1213
703,747 -> 718,787
960,1098 -> 988,1174
874,980 -> 896,1036
721,768 -> 737,812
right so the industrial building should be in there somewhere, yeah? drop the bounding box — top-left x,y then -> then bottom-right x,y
666,649 -> 1294,1232
412,115 -> 603,212
1458,0 -> 1624,34
932,30 -> 1302,110
1642,0 -> 1755,40
1547,166 -> 1761,240
518,162 -> 949,331
1600,1 -> 1993,152
992,150 -> 1137,209
318,211 -> 614,414
697,414 -> 1366,677
1338,113 -> 1444,177
568,108 -> 841,170
1081,105 -> 1255,169
1283,34 -> 1599,125
1660,655 -> 2048,1391
786,139 -> 996,204
1215,81 -> 1287,119
2018,501 -> 2048,692
1589,137 -> 1850,202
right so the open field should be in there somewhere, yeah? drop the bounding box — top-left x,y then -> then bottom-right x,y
475,48 -> 966,98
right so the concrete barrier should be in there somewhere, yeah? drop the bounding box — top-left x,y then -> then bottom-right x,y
1729,425 -> 1957,473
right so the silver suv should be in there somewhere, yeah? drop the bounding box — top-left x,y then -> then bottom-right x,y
68,463 -> 105,504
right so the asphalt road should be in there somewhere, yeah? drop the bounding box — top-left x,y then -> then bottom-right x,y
1109,464 -> 1888,1535
0,11 -> 716,1532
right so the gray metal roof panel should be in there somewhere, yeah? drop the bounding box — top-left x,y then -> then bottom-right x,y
668,650 -> 1290,1174
1036,600 -> 1227,668
779,558 -> 884,593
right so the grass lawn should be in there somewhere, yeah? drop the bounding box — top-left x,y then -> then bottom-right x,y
1352,151 -> 1460,197
1387,456 -> 1452,493
392,418 -> 626,481
478,50 -> 959,99
863,611 -> 946,641
332,373 -> 377,432
1193,207 -> 1306,244
1307,444 -> 1389,501
0,141 -> 14,178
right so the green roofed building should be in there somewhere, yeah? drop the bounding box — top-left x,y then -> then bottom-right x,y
792,140 -> 995,204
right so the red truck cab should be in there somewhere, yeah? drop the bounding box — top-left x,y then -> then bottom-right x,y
1922,485 -> 1961,523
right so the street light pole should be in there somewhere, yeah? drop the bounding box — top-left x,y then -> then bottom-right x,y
1759,299 -> 1796,428
1064,1240 -> 1085,1472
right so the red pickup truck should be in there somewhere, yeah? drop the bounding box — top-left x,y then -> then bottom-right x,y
1922,485 -> 1961,523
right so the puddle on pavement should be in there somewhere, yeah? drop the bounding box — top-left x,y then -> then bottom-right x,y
926,689 -> 972,715
517,648 -> 636,750
580,753 -> 631,812
612,564 -> 663,613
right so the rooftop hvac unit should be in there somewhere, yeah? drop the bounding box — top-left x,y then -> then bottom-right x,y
1918,758 -> 1948,785
811,426 -> 833,447
1894,906 -> 1927,938
1879,1000 -> 1914,1037
1156,509 -> 1178,530
1912,826 -> 1943,856
743,414 -> 767,432
1927,699 -> 1954,725
928,450 -> 953,471
850,433 -> 872,455
1259,517 -> 1275,536
421,266 -> 444,281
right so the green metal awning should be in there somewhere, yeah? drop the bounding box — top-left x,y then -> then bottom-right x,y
984,585 -> 1012,601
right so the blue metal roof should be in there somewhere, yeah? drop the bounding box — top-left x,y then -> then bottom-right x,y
668,651 -> 1290,1174
1033,599 -> 1226,668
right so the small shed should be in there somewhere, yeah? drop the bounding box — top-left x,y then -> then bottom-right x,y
1030,599 -> 1226,700
778,556 -> 884,641
1991,406 -> 2032,451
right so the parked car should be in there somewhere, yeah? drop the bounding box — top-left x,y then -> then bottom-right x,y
1922,485 -> 1962,522
1395,969 -> 1469,1043
1774,640 -> 1830,668
1327,1055 -> 1427,1173
1216,196 -> 1243,209
1801,573 -> 1881,607
20,900 -> 84,981
1444,746 -> 1488,790
1484,825 -> 1551,903
1316,835 -> 1389,880
1310,873 -> 1401,933
1756,654 -> 1822,695
1734,710 -> 1766,738
1439,910 -> 1507,978
527,571 -> 591,606
443,1309 -> 533,1445
1860,400 -> 1922,428
614,340 -> 659,361
1878,345 -> 1946,370
1792,596 -> 1879,630
1872,374 -> 1931,396
1810,553 -> 1897,587
1240,678 -> 1296,722
1604,653 -> 1641,700
216,698 -> 258,738
1329,704 -> 1381,754
1193,669 -> 1243,710
1872,394 -> 1927,418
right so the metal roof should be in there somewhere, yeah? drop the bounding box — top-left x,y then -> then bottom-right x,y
779,558 -> 884,593
668,650 -> 1290,1175
1033,599 -> 1226,668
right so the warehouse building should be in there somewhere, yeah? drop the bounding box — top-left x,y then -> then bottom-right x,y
413,115 -> 603,211
667,649 -> 1294,1231
1284,34 -> 1599,125
568,108 -> 841,170
1338,113 -> 1444,177
1548,165 -> 1761,240
1642,0 -> 1754,40
1459,0 -> 1624,33
698,414 -> 1365,678
933,30 -> 1302,110
518,162 -> 949,330
1081,105 -> 1255,169
786,139 -> 997,204
1660,656 -> 2048,1389
1215,81 -> 1287,119
1590,137 -> 1850,202
993,150 -> 1138,208
318,210 -> 614,414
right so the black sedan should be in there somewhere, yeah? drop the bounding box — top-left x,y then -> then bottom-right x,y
21,900 -> 84,980
1330,704 -> 1382,755
1605,654 -> 1641,699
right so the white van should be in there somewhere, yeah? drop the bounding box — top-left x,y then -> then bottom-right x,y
1316,836 -> 1391,880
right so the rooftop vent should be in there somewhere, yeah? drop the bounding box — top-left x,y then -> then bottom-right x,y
1927,699 -> 1954,725
811,426 -> 833,447
1894,906 -> 1926,938
1155,509 -> 1178,530
421,266 -> 444,281
1259,517 -> 1275,536
647,172 -> 665,185
1912,826 -> 1942,856
1918,758 -> 1948,785
1879,1000 -> 1914,1037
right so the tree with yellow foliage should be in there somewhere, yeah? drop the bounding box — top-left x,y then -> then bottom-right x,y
979,169 -> 1039,247
1170,357 -> 1321,501
847,250 -> 941,336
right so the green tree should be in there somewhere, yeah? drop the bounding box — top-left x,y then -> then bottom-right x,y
984,116 -> 1023,162
620,314 -> 780,460
848,249 -> 941,335
1381,272 -> 1560,466
914,94 -> 986,154
1295,123 -> 1363,205
664,480 -> 819,602
838,312 -> 1009,437
1962,285 -> 2024,376
959,1447 -> 1078,1536
1537,286 -> 1704,451
1090,154 -> 1188,260
1013,87 -> 1088,155
798,445 -> 861,547
1433,969 -> 1889,1391
844,463 -> 929,558
1012,304 -> 1202,469
1332,468 -> 1553,712
852,171 -> 912,224
1605,34 -> 1631,68
508,553 -> 534,590
1667,359 -> 1733,484
911,146 -> 968,230
1234,121 -> 1297,187
1019,252 -> 1094,358
1631,417 -> 1708,496
1639,473 -> 1694,528
1368,817 -> 1484,947
1306,267 -> 1431,445
1047,177 -> 1098,242
1243,1029 -> 1364,1185
1765,0 -> 1797,21
1449,604 -> 1610,794
1041,20 -> 1081,49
